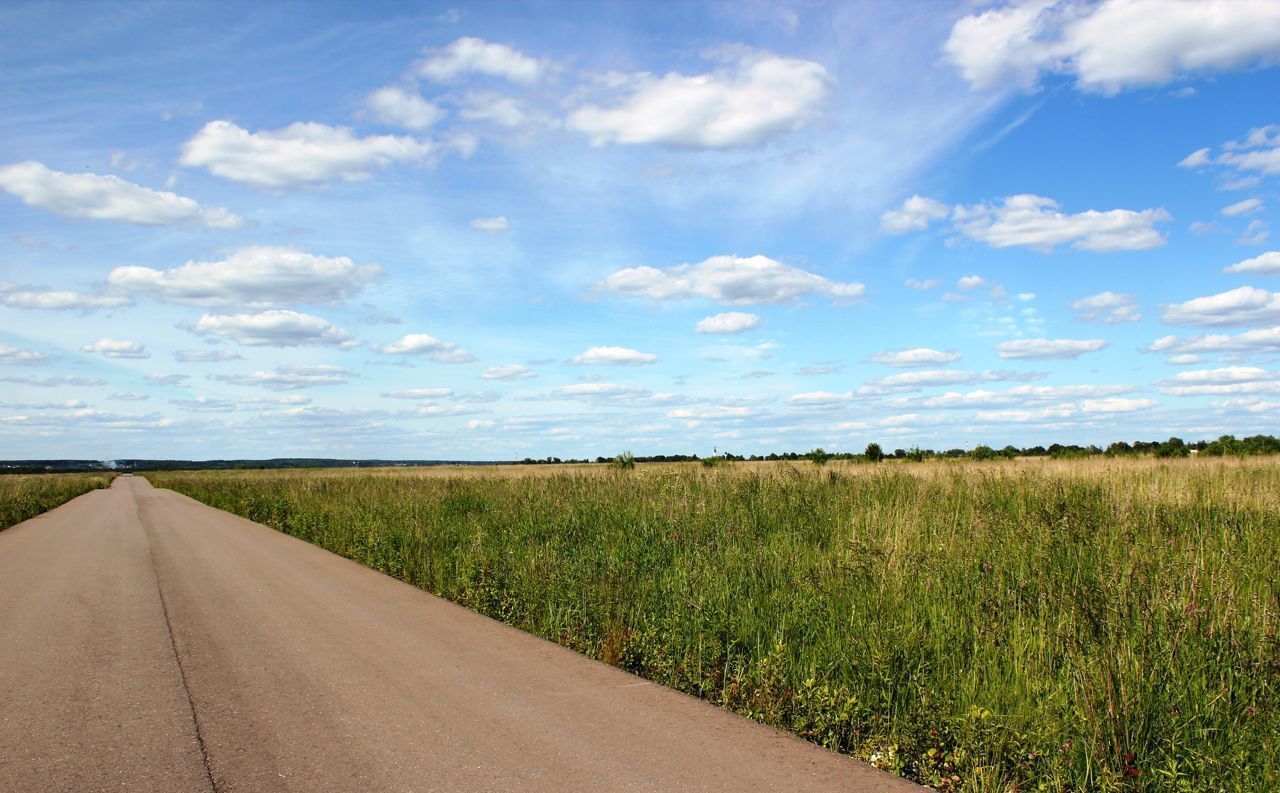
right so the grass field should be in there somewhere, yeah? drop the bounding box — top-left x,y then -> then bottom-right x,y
149,458 -> 1280,791
0,472 -> 115,529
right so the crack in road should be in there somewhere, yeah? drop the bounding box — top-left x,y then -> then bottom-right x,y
138,491 -> 219,793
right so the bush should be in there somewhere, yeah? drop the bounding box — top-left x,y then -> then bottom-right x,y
864,442 -> 884,463
610,451 -> 637,470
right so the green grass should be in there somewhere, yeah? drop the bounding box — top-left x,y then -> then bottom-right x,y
0,472 -> 115,529
149,458 -> 1280,791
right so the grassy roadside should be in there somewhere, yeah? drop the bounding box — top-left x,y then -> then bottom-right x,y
149,458 -> 1280,791
0,472 -> 116,529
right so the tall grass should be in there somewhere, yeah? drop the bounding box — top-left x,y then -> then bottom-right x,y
150,458 -> 1280,791
0,472 -> 115,529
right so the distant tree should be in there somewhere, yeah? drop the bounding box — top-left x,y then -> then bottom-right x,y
1156,437 -> 1190,458
610,451 -> 636,469
971,445 -> 996,461
808,448 -> 831,466
864,442 -> 884,462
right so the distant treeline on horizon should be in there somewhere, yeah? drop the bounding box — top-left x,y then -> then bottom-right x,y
4,434 -> 1278,475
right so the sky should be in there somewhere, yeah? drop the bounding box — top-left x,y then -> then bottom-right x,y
2,0 -> 1280,461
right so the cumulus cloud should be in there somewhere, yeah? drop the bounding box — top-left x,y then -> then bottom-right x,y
867,369 -> 1029,391
1,375 -> 103,387
880,195 -> 950,234
108,246 -> 380,308
0,283 -> 131,311
381,388 -> 453,399
951,194 -> 1169,251
212,364 -> 353,390
1071,291 -> 1141,323
891,383 -> 1135,410
365,86 -> 445,130
80,337 -> 149,359
170,396 -> 235,413
0,161 -> 242,229
1225,251 -> 1280,274
1161,286 -> 1280,327
146,374 -> 189,385
0,345 -> 50,365
995,338 -> 1108,359
480,364 -> 536,380
1222,197 -> 1265,217
596,255 -> 863,306
469,216 -> 508,233
569,346 -> 658,366
1157,366 -> 1280,395
190,310 -> 358,348
108,392 -> 150,401
1080,397 -> 1158,413
787,390 -> 856,407
905,278 -> 940,291
548,383 -> 650,401
173,349 -> 242,363
457,93 -> 529,127
945,0 -> 1280,95
1188,125 -> 1280,179
868,347 -> 962,368
695,311 -> 760,335
956,275 -> 985,290
567,50 -> 830,148
179,120 -> 434,189
418,37 -> 543,83
371,333 -> 475,362
1149,326 -> 1280,356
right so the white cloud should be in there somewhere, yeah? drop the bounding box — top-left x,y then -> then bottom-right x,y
1180,125 -> 1280,178
480,364 -> 536,380
1239,219 -> 1271,246
382,388 -> 453,399
171,396 -> 235,413
951,194 -> 1169,251
467,419 -> 496,430
868,369 -> 999,390
695,312 -> 760,335
1157,366 -> 1280,395
1071,291 -> 1141,323
179,120 -> 434,189
108,392 -> 150,401
549,383 -> 649,401
1222,197 -> 1264,217
146,373 -> 189,385
905,278 -> 940,291
868,347 -> 962,368
213,364 -> 352,390
418,37 -> 543,83
457,93 -> 529,127
0,161 -> 242,229
1149,326 -> 1280,356
893,383 -> 1134,410
787,391 -> 855,407
0,345 -> 50,365
0,375 -> 103,387
569,346 -> 658,366
108,246 -> 380,308
372,333 -> 475,362
190,310 -> 358,348
469,216 -> 508,233
945,0 -> 1280,95
1161,286 -> 1280,327
173,349 -> 242,362
956,275 -> 985,290
995,338 -> 1108,359
240,395 -> 312,406
596,254 -> 863,306
567,50 -> 830,148
880,195 -> 950,234
974,407 -> 1076,423
366,86 -> 445,130
0,284 -> 131,311
80,337 -> 149,359
1080,397 -> 1158,413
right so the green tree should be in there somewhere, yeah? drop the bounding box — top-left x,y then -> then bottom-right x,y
864,442 -> 884,462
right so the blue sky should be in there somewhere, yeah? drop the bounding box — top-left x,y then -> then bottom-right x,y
3,0 -> 1280,460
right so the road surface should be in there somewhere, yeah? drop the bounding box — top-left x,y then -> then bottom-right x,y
0,476 -> 920,792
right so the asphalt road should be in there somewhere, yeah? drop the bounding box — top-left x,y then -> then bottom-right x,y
0,476 -> 920,792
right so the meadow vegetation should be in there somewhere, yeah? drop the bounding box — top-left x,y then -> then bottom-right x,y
149,458 -> 1280,791
0,472 -> 115,529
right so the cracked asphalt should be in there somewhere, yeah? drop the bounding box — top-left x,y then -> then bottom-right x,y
0,476 -> 919,792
